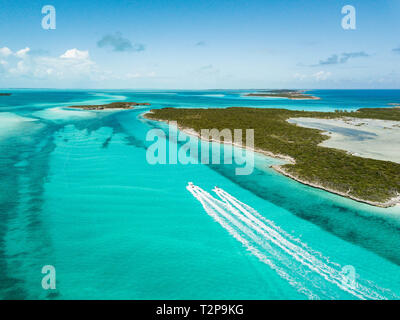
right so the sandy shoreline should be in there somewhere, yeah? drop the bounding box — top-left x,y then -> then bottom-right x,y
68,102 -> 150,111
142,111 -> 295,163
272,165 -> 400,208
67,107 -> 132,111
288,117 -> 400,164
244,90 -> 321,100
143,111 -> 400,208
289,96 -> 320,100
244,94 -> 320,100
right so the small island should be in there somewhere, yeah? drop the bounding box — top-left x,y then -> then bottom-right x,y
145,106 -> 400,208
245,89 -> 320,100
68,102 -> 150,110
0,93 -> 12,96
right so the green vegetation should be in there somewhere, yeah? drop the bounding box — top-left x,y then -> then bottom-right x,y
68,102 -> 150,110
0,93 -> 12,96
146,107 -> 400,206
245,90 -> 320,100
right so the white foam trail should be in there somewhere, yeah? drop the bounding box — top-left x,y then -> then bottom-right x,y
214,188 -> 374,299
187,184 -> 317,299
187,183 -> 394,300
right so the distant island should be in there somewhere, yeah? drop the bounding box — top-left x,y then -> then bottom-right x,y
68,102 -> 150,110
145,106 -> 400,208
0,93 -> 12,96
245,89 -> 320,100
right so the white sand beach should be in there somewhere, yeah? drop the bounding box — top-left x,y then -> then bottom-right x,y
0,112 -> 39,140
288,117 -> 400,163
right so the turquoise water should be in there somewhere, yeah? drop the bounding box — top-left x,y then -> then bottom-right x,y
1,89 -> 400,299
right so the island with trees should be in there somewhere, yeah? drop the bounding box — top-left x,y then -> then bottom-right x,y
245,89 -> 320,100
68,101 -> 150,110
145,106 -> 400,207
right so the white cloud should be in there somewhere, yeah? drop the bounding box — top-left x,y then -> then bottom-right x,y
1,46 -> 98,81
312,70 -> 331,81
116,71 -> 157,80
125,72 -> 142,79
15,47 -> 30,58
293,72 -> 307,81
60,48 -> 89,60
0,47 -> 12,57
0,46 -> 155,85
0,60 -> 7,73
293,70 -> 332,82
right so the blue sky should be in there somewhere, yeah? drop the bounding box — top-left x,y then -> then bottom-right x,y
0,0 -> 399,89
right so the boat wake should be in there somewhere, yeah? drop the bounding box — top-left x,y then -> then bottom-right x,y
187,182 -> 396,300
